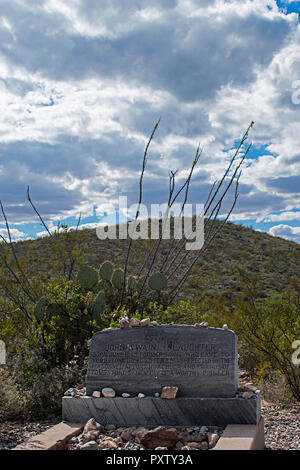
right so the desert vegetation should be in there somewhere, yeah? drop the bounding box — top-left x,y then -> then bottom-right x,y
0,122 -> 300,420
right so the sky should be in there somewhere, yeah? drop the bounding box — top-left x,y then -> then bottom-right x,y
1,0 -> 300,244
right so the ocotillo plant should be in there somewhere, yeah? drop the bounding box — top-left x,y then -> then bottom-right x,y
119,120 -> 254,315
0,120 -> 254,322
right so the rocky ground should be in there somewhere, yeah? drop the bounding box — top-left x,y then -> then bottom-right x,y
262,402 -> 300,451
66,421 -> 223,450
0,419 -> 60,450
0,403 -> 299,450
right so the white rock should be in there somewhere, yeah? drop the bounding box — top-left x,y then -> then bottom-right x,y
140,318 -> 150,327
122,393 -> 131,398
129,318 -> 140,327
92,390 -> 101,398
102,387 -> 116,398
78,440 -> 99,450
138,393 -> 145,398
154,392 -> 160,397
222,324 -> 228,329
99,438 -> 118,450
119,318 -> 129,328
83,418 -> 103,433
208,432 -> 219,448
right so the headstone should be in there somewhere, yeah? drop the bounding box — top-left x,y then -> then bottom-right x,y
63,324 -> 261,426
86,325 -> 238,398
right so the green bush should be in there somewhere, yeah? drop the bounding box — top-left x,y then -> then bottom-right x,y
0,353 -> 87,419
232,270 -> 300,401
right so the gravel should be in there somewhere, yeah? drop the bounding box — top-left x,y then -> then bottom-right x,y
262,402 -> 300,450
0,420 -> 60,450
0,403 -> 299,450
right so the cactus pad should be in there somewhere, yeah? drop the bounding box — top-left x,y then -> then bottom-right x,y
93,291 -> 106,319
137,276 -> 146,294
34,297 -> 47,323
127,276 -> 137,292
148,272 -> 167,291
77,266 -> 98,290
111,268 -> 124,290
99,261 -> 114,281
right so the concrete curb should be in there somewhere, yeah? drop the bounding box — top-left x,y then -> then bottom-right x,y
214,417 -> 265,450
12,422 -> 84,450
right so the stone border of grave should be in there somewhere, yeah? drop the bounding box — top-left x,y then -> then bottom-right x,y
62,394 -> 261,426
12,418 -> 265,451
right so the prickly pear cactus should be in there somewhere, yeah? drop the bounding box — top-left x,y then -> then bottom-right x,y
148,272 -> 167,291
34,297 -> 47,323
98,280 -> 114,296
99,261 -> 114,281
111,268 -> 124,290
93,291 -> 106,320
85,291 -> 96,313
91,282 -> 103,294
127,276 -> 137,293
137,276 -> 146,294
77,266 -> 98,290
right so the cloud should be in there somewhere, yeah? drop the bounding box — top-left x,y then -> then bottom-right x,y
268,223 -> 300,243
0,0 -> 299,243
263,211 -> 300,222
0,227 -> 31,241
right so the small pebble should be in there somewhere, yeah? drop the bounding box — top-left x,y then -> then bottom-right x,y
129,318 -> 140,327
105,424 -> 116,431
161,386 -> 178,400
242,391 -> 255,399
119,318 -> 129,328
102,387 -> 116,398
78,440 -> 99,450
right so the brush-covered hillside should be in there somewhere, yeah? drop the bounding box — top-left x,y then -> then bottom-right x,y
2,218 -> 300,305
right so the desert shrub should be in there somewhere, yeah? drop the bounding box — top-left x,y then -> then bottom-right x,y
0,352 -> 88,420
232,271 -> 300,401
0,368 -> 26,421
0,277 -> 107,419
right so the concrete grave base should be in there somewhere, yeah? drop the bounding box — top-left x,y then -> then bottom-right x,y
13,422 -> 83,450
62,393 -> 261,427
214,417 -> 265,450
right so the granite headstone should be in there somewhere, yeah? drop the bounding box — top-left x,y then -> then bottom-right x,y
86,324 -> 238,398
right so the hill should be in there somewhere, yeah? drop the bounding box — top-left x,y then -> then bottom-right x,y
1,218 -> 300,305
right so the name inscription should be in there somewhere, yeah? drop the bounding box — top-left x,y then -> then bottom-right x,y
86,325 -> 238,397
88,341 -> 231,378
